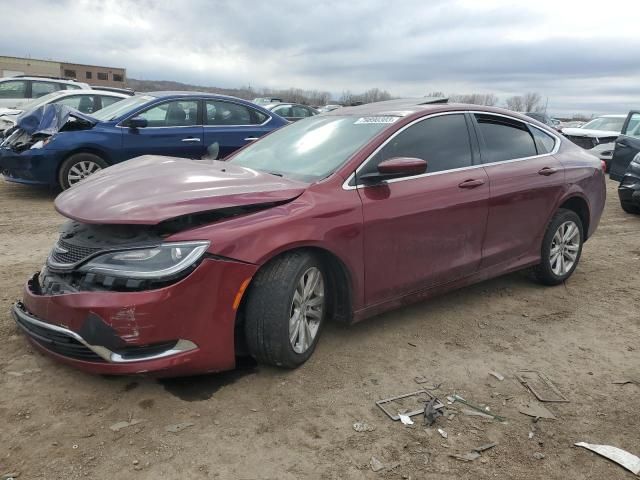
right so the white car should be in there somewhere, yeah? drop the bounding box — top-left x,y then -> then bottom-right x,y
0,76 -> 90,109
562,114 -> 628,170
0,89 -> 129,135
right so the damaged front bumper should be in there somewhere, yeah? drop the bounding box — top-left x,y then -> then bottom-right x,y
0,147 -> 61,185
14,257 -> 258,376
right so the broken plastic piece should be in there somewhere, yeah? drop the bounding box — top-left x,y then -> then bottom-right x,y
370,456 -> 384,472
575,442 -> 640,475
473,442 -> 497,453
453,395 -> 506,422
399,414 -> 414,426
518,402 -> 556,420
437,428 -> 448,439
109,419 -> 143,432
450,451 -> 480,462
353,421 -> 376,432
516,370 -> 568,403
488,371 -> 504,381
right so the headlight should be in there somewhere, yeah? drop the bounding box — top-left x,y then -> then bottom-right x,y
78,241 -> 210,279
632,153 -> 640,166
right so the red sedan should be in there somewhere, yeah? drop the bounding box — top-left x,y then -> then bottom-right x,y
12,100 -> 606,376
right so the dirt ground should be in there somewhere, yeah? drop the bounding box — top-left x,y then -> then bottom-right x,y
0,179 -> 638,480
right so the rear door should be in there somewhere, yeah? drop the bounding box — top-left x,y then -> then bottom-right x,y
0,79 -> 28,108
610,111 -> 640,181
120,99 -> 204,160
472,113 -> 565,268
203,99 -> 272,158
357,113 -> 489,304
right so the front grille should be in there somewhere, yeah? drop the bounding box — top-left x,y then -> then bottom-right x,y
14,305 -> 105,362
50,238 -> 102,266
565,135 -> 597,150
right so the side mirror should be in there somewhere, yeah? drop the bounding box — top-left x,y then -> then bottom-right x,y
359,157 -> 427,183
127,116 -> 148,129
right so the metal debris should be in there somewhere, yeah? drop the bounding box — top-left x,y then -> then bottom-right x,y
353,421 -> 376,432
370,456 -> 385,472
423,398 -> 443,426
516,370 -> 569,403
518,402 -> 556,420
453,395 -> 506,422
376,390 -> 444,421
488,371 -> 504,381
437,428 -> 448,439
165,422 -> 195,433
450,452 -> 480,462
473,442 -> 497,453
109,419 -> 143,432
461,409 -> 494,419
575,442 -> 640,475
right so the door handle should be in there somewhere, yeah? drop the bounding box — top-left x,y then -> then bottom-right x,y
181,137 -> 201,143
616,141 -> 628,148
244,137 -> 259,141
458,178 -> 485,189
538,167 -> 558,176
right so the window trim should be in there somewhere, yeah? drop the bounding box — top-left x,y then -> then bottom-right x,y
342,110 -> 561,190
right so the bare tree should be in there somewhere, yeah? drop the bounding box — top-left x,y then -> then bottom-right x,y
449,93 -> 498,106
523,92 -> 544,112
505,95 -> 525,112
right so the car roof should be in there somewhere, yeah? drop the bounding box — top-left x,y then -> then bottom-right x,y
0,76 -> 89,86
592,114 -> 627,118
49,89 -> 128,97
264,102 -> 315,109
145,91 -> 250,102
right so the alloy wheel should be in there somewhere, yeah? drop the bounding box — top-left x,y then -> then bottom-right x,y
289,267 -> 325,354
549,220 -> 580,276
67,160 -> 102,186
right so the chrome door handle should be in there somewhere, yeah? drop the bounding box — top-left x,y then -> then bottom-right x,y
616,142 -> 628,148
181,137 -> 201,143
458,178 -> 485,189
244,137 -> 259,141
538,167 -> 558,176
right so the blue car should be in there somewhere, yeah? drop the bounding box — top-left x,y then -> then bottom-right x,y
0,91 -> 287,189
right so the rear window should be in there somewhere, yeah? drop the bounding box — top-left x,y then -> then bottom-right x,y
475,114 -> 537,163
530,126 -> 556,154
0,80 -> 27,99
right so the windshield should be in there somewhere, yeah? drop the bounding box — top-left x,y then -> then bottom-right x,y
582,117 -> 625,132
91,95 -> 156,122
229,115 -> 393,181
11,91 -> 67,112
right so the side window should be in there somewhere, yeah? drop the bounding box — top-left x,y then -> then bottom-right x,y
32,81 -> 60,98
54,95 -> 97,113
0,80 -> 27,99
362,114 -> 472,176
272,105 -> 292,117
100,96 -> 123,108
624,113 -> 640,138
205,100 -> 266,125
475,114 -> 537,163
137,100 -> 199,127
64,84 -> 82,90
292,106 -> 311,118
530,126 -> 556,154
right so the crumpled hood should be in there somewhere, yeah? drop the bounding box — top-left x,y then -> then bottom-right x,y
562,127 -> 620,138
16,104 -> 96,135
55,155 -> 308,225
0,107 -> 22,117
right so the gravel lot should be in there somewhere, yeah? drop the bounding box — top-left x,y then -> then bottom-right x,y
0,179 -> 638,479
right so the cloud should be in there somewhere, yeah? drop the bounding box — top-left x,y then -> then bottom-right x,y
1,0 -> 638,115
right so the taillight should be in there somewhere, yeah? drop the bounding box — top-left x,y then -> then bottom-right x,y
601,160 -> 607,172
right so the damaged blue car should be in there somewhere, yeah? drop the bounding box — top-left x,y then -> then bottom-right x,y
0,92 -> 286,189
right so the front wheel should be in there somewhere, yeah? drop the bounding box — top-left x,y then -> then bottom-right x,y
533,209 -> 584,285
58,153 -> 108,190
244,251 -> 327,368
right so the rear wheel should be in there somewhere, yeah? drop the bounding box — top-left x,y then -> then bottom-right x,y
58,153 -> 108,190
533,209 -> 584,285
244,251 -> 326,368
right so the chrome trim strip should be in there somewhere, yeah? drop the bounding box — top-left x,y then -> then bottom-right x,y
342,110 -> 562,190
12,303 -> 197,363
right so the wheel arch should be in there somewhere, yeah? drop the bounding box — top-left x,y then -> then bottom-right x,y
558,195 -> 591,241
56,147 -> 112,181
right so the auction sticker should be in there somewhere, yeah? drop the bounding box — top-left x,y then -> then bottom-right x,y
354,116 -> 399,124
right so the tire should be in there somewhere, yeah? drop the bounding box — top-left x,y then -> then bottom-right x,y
621,202 -> 640,215
533,209 -> 584,286
244,251 -> 327,368
58,153 -> 108,190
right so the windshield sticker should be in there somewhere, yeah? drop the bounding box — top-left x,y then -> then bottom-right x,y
354,116 -> 399,124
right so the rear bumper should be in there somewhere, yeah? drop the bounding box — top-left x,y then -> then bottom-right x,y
618,176 -> 640,207
15,257 -> 257,376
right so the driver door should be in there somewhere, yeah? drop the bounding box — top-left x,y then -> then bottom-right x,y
610,111 -> 640,181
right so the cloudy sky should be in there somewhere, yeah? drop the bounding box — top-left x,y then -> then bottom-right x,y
2,0 -> 638,116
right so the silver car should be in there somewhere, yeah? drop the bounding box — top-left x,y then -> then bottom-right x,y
0,76 -> 90,109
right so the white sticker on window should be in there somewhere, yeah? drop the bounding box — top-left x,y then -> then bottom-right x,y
354,116 -> 399,124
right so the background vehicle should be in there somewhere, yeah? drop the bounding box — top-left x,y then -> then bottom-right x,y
12,100 -> 605,376
0,89 -> 129,136
264,102 -> 319,122
525,112 -> 557,129
252,97 -> 283,105
0,91 -> 287,189
318,104 -> 342,112
617,152 -> 640,214
609,111 -> 640,181
0,75 -> 90,109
